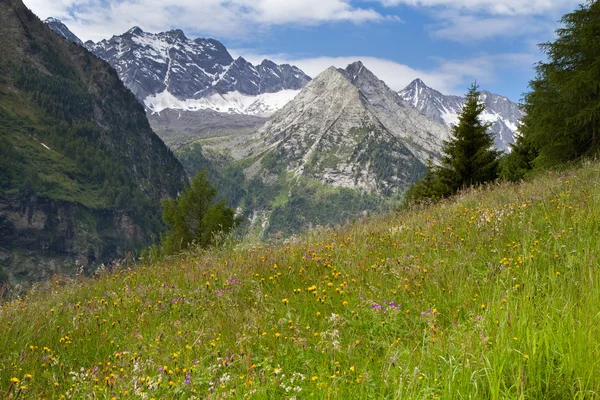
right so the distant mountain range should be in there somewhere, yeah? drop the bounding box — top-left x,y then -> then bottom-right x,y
42,17 -> 525,238
86,26 -> 310,117
44,18 -> 311,117
44,18 -> 522,152
399,78 -> 523,151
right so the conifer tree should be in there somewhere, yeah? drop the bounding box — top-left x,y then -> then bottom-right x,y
407,83 -> 499,202
437,83 -> 499,191
518,1 -> 600,168
161,171 -> 240,255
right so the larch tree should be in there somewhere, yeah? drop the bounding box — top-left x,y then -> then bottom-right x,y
516,0 -> 600,169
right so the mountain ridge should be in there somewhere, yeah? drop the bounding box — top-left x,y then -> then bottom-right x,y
399,78 -> 523,151
82,25 -> 311,116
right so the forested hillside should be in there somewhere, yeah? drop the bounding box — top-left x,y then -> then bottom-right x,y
0,0 -> 187,285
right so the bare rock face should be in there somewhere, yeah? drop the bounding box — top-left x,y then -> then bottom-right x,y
249,62 -> 450,195
78,26 -> 311,116
399,79 -> 524,151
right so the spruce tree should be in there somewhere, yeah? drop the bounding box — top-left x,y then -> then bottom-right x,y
407,83 -> 499,202
437,83 -> 499,192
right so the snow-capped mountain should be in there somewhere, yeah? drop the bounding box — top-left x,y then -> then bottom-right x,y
84,27 -> 311,117
245,62 -> 449,194
399,79 -> 523,151
43,18 -> 311,117
44,17 -> 83,46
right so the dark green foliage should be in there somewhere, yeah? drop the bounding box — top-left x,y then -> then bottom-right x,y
499,134 -> 539,182
408,83 -> 499,202
519,1 -> 600,168
440,83 -> 499,189
405,159 -> 450,202
0,0 -> 186,283
160,172 -> 240,255
266,181 -> 384,238
0,267 -> 8,285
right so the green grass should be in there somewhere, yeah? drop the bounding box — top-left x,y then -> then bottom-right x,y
2,160 -> 600,399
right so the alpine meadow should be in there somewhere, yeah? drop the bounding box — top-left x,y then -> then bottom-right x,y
2,0 -> 600,399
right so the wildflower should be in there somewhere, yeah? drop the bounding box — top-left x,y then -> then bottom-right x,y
275,332 -> 281,339
311,376 -> 318,381
282,298 -> 289,304
10,377 -> 20,384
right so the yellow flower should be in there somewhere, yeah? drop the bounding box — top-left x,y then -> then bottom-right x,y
355,340 -> 360,345
311,376 -> 318,381
281,298 -> 289,304
275,332 -> 281,339
10,377 -> 20,384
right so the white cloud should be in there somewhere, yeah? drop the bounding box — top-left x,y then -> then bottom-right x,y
230,50 -> 536,97
428,11 -> 555,42
23,0 -> 395,42
377,0 -> 579,16
376,0 -> 580,42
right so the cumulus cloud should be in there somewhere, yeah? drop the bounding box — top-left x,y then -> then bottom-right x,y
23,0 -> 396,42
230,50 -> 536,97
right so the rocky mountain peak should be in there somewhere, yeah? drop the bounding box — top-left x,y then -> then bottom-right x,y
43,19 -> 311,117
43,16 -> 83,46
165,28 -> 186,41
125,26 -> 144,36
249,62 -> 450,195
398,79 -> 523,151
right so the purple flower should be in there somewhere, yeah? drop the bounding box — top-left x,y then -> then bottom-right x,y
185,373 -> 192,385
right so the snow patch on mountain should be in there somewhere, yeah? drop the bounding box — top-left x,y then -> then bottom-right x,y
145,89 -> 300,116
399,79 -> 523,151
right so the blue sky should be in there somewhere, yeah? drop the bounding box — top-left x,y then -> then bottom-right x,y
24,0 -> 582,102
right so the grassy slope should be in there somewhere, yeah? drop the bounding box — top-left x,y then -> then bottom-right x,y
1,160 -> 600,399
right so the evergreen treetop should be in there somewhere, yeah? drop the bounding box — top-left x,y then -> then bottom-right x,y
407,82 -> 499,202
438,83 -> 499,189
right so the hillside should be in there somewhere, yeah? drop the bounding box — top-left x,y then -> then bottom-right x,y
2,159 -> 599,398
0,0 -> 187,284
